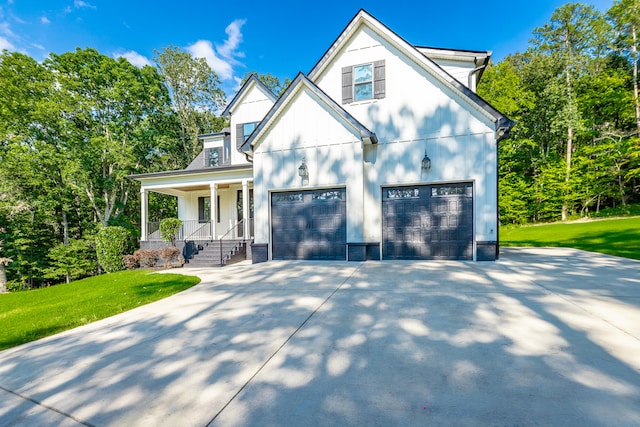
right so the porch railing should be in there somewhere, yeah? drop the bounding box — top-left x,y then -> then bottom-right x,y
144,219 -> 254,241
181,221 -> 213,241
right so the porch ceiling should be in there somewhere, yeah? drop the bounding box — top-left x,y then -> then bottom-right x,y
145,183 -> 237,196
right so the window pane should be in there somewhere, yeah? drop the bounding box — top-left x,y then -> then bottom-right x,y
353,64 -> 372,83
208,148 -> 220,166
354,83 -> 372,101
243,122 -> 256,141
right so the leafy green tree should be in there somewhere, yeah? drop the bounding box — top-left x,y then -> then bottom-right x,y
609,0 -> 640,135
44,239 -> 97,283
47,48 -> 173,227
240,72 -> 291,96
154,46 -> 227,165
532,3 -> 611,220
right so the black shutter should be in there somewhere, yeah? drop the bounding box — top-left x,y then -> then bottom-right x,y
342,66 -> 353,104
374,60 -> 385,99
198,197 -> 205,222
236,123 -> 244,149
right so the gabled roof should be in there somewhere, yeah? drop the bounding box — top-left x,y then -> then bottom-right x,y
241,72 -> 378,155
307,9 -> 514,135
222,74 -> 278,117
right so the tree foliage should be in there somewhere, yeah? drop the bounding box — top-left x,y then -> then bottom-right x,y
479,1 -> 640,224
153,46 -> 227,165
0,48 -> 187,288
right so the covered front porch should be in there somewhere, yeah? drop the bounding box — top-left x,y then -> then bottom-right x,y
131,165 -> 254,264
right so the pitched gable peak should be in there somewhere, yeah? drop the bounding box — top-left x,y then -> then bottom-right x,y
222,74 -> 278,117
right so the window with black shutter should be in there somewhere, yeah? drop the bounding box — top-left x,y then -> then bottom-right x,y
342,60 -> 385,104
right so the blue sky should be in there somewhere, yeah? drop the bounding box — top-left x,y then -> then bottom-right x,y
0,0 -> 615,97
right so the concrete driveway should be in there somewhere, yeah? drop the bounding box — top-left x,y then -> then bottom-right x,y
0,247 -> 639,426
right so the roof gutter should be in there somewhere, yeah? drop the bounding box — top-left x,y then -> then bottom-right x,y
467,54 -> 491,92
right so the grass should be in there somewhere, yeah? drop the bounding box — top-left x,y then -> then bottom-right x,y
0,270 -> 200,351
501,216 -> 640,260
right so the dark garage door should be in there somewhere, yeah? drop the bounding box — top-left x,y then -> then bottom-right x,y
382,183 -> 473,260
271,188 -> 346,260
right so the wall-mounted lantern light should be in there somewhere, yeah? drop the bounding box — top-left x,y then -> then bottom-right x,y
298,157 -> 308,178
421,150 -> 431,171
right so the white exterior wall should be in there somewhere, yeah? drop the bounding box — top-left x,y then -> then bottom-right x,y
312,26 -> 498,246
252,86 -> 365,245
229,84 -> 275,165
429,58 -> 476,89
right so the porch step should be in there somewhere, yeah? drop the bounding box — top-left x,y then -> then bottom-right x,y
185,240 -> 248,267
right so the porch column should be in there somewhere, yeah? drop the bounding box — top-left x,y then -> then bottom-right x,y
140,188 -> 148,241
242,179 -> 250,239
210,183 -> 217,240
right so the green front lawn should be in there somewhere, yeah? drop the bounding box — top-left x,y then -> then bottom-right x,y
500,217 -> 640,260
0,270 -> 200,351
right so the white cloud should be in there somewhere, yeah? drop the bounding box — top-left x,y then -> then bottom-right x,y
41,16 -> 51,24
217,19 -> 245,59
0,21 -> 14,37
186,19 -> 246,82
74,0 -> 96,9
116,50 -> 152,68
0,36 -> 14,51
187,40 -> 234,80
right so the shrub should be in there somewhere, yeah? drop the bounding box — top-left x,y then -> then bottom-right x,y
123,253 -> 140,270
135,249 -> 159,268
159,247 -> 181,268
159,218 -> 182,246
95,226 -> 130,273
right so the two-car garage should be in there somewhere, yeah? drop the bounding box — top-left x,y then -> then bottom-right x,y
270,183 -> 473,261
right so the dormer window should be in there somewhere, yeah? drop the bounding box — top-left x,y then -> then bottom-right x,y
342,60 -> 385,104
207,147 -> 222,167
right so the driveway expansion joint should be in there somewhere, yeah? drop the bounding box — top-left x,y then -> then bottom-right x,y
0,384 -> 95,427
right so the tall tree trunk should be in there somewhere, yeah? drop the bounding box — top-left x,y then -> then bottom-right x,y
562,46 -> 573,222
62,210 -> 70,284
632,23 -> 640,137
0,263 -> 7,293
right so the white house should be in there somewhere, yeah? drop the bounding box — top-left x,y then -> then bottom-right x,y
131,9 -> 513,265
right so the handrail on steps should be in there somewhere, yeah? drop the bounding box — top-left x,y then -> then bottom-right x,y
218,219 -> 245,265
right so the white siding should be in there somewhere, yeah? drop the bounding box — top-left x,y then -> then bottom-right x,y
312,25 -> 498,249
428,58 -> 475,89
229,83 -> 275,165
252,85 -> 365,245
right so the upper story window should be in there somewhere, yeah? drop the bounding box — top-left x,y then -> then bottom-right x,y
236,121 -> 259,149
243,122 -> 257,141
353,64 -> 373,101
342,60 -> 385,104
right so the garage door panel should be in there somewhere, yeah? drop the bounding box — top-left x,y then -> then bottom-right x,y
271,189 -> 346,260
383,183 -> 473,260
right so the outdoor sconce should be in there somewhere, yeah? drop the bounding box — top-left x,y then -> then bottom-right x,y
298,158 -> 308,178
421,150 -> 431,171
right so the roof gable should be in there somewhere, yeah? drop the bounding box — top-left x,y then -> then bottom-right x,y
308,9 -> 514,134
222,74 -> 278,117
242,72 -> 377,155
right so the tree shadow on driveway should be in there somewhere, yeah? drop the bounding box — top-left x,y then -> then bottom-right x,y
0,248 -> 639,426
